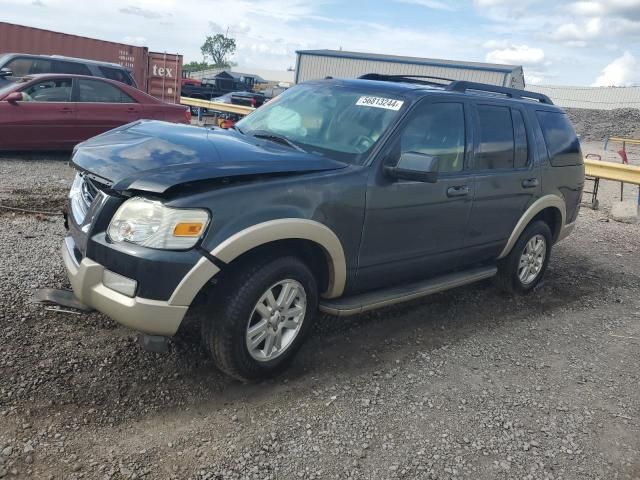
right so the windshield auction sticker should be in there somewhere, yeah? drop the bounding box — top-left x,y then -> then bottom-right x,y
356,96 -> 404,111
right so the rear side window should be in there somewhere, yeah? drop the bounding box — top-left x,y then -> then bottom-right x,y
77,79 -> 135,103
536,111 -> 582,166
475,105 -> 514,170
98,66 -> 135,86
54,60 -> 91,76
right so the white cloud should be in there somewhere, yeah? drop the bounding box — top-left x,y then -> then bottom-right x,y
592,51 -> 640,86
551,17 -> 602,43
486,45 -> 545,65
569,0 -> 640,19
395,0 -> 456,10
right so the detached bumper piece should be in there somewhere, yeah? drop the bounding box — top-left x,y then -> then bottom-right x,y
62,236 -> 187,336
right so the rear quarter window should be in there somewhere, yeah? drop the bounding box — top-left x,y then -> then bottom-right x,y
98,66 -> 135,86
536,111 -> 582,167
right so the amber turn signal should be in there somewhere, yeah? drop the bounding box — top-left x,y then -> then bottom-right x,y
173,222 -> 204,237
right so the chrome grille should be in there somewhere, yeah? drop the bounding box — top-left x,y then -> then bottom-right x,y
70,173 -> 98,225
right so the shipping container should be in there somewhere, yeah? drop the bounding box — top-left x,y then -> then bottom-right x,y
295,49 -> 526,89
0,22 -> 183,102
147,52 -> 183,104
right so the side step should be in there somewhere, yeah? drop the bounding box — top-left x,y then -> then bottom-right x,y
319,266 -> 497,317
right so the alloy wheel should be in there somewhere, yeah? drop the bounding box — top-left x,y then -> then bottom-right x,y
245,279 -> 307,362
518,234 -> 546,285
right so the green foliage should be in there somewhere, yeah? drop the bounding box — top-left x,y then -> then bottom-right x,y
201,34 -> 237,67
183,61 -> 214,73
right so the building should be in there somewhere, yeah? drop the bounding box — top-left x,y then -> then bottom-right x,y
526,85 -> 640,110
295,49 -> 525,89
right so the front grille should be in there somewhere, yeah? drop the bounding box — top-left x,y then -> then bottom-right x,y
70,173 -> 103,226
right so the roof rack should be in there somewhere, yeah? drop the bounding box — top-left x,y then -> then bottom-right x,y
446,81 -> 553,104
358,73 -> 455,87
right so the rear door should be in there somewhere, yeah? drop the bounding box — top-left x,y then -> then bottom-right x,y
74,78 -> 142,139
0,77 -> 76,150
460,101 -> 540,266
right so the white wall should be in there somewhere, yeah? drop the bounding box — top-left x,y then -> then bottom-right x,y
527,85 -> 640,110
296,54 -> 521,88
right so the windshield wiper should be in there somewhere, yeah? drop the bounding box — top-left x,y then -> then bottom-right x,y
230,125 -> 244,135
249,131 -> 306,153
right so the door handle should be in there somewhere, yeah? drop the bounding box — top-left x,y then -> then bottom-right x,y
521,178 -> 539,188
447,185 -> 470,197
59,107 -> 73,114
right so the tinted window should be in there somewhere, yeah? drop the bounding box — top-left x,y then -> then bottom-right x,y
28,59 -> 53,75
54,60 -> 91,75
77,79 -> 135,103
98,66 -> 135,86
536,111 -> 582,166
512,109 -> 529,168
5,58 -> 33,77
22,78 -> 72,102
392,102 -> 466,173
475,105 -> 514,170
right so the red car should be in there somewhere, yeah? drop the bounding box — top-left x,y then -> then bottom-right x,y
0,74 -> 191,151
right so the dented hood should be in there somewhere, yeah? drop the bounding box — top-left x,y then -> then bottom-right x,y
71,120 -> 347,193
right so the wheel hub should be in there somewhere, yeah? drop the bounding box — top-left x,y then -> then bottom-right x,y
245,279 -> 307,362
518,234 -> 546,285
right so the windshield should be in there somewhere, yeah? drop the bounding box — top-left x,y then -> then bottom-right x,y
236,83 -> 406,164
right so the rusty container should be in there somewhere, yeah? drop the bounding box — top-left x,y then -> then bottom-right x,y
146,52 -> 183,104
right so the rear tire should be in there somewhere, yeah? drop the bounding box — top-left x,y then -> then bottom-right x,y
496,220 -> 552,294
200,256 -> 318,381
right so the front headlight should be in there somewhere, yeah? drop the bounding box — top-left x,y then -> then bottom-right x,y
107,197 -> 209,250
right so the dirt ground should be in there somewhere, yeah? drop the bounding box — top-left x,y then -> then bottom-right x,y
0,136 -> 639,479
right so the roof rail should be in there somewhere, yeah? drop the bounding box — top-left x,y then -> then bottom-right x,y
358,73 -> 455,87
447,81 -> 553,104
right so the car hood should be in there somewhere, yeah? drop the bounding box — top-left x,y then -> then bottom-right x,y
71,120 -> 348,194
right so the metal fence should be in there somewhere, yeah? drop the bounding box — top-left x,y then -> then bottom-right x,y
527,85 -> 640,110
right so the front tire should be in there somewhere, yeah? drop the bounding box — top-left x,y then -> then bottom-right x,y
496,220 -> 552,294
201,256 -> 318,381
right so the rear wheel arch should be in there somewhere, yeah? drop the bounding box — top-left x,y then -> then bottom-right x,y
498,195 -> 566,260
531,207 -> 563,243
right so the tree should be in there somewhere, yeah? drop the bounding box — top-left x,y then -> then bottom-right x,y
201,34 -> 236,67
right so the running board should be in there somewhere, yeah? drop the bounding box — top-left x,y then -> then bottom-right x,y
319,266 -> 497,317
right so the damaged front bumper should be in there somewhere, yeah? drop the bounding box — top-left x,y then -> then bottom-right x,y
62,236 -> 188,336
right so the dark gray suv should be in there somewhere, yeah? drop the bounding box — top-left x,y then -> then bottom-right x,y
0,53 -> 136,87
62,75 -> 584,380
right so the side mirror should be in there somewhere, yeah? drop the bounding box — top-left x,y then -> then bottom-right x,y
385,152 -> 439,183
0,68 -> 12,78
5,92 -> 23,104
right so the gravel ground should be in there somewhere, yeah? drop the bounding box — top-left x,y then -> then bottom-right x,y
0,148 -> 639,480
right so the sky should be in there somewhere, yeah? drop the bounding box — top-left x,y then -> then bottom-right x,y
1,0 -> 640,86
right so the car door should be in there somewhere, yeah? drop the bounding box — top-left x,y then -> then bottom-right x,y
0,77 -> 77,150
74,78 -> 142,139
459,102 -> 541,266
356,99 -> 475,292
